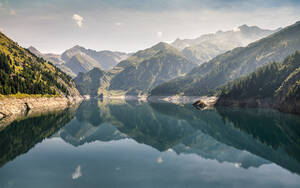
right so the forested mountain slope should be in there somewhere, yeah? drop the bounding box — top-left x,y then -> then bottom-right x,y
216,51 -> 300,114
0,32 -> 80,97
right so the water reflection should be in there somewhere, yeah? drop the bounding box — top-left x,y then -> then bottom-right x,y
0,99 -> 300,187
151,103 -> 300,174
58,100 -> 300,172
0,107 -> 77,167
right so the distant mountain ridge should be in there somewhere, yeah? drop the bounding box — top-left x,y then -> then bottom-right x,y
171,24 -> 280,64
151,21 -> 300,96
74,42 -> 198,96
28,45 -> 131,77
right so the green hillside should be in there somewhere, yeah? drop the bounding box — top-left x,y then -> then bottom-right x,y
74,42 -> 197,96
151,21 -> 300,96
74,67 -> 108,96
0,32 -> 80,97
216,51 -> 300,114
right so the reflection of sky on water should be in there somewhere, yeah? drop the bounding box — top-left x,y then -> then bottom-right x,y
0,137 -> 299,188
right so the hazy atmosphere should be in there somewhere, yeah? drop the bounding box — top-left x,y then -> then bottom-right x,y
1,1 -> 300,188
1,0 -> 300,53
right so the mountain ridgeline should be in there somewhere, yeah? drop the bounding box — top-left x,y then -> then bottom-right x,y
74,42 -> 197,96
171,25 -> 279,65
3,20 -> 299,116
216,51 -> 300,114
29,45 -> 131,77
151,21 -> 300,97
0,32 -> 80,96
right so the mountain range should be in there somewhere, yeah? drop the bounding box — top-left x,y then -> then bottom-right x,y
75,42 -> 198,96
1,21 -> 300,114
151,21 -> 300,97
171,25 -> 279,64
29,25 -> 277,80
73,24 -> 284,97
28,45 -> 131,77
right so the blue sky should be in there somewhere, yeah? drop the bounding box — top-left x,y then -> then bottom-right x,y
1,0 -> 300,53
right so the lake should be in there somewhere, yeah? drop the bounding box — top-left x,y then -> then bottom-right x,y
0,99 -> 300,188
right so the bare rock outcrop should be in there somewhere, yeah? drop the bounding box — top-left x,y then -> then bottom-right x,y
193,97 -> 218,110
0,96 -> 82,127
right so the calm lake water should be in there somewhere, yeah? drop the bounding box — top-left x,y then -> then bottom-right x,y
1,99 -> 300,188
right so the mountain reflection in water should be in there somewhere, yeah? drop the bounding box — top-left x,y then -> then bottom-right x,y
0,99 -> 300,188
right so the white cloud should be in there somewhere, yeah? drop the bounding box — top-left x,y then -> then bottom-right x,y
10,9 -> 16,16
115,22 -> 124,26
0,2 -> 2,8
157,31 -> 163,37
233,26 -> 241,32
157,156 -> 163,164
72,14 -> 84,27
72,165 -> 82,179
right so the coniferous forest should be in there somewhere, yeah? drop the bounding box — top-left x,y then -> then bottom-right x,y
0,32 -> 77,96
216,51 -> 300,113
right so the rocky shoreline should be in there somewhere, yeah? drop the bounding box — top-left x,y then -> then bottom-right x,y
193,97 -> 218,110
0,96 -> 83,127
147,95 -> 206,104
85,94 -> 218,105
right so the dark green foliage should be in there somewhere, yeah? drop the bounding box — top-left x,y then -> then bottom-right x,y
219,51 -> 300,101
219,63 -> 282,99
0,53 -> 67,95
0,54 -> 11,74
0,32 -> 80,96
